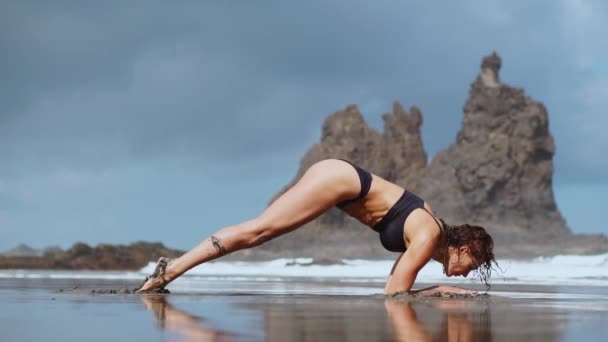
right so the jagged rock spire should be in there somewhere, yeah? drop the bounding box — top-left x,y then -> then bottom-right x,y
421,52 -> 569,241
479,51 -> 501,87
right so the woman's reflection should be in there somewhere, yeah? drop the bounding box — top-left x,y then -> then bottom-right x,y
140,295 -> 236,342
385,299 -> 492,342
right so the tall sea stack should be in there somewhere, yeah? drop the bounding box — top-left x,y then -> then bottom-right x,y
420,52 -> 569,242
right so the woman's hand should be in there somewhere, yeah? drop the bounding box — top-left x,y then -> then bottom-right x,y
406,285 -> 478,298
437,285 -> 478,297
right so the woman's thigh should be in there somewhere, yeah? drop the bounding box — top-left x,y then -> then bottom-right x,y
256,159 -> 360,235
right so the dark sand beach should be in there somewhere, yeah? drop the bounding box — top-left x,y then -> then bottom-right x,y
1,277 -> 607,341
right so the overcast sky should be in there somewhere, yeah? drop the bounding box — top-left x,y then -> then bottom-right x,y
1,1 -> 607,252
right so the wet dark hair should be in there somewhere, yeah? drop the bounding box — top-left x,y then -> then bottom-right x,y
440,220 -> 497,289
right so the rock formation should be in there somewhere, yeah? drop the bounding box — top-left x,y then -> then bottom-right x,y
246,102 -> 428,259
1,243 -> 43,257
0,241 -> 184,270
239,52 -> 607,259
271,101 -> 427,191
416,52 -> 608,256
420,52 -> 567,239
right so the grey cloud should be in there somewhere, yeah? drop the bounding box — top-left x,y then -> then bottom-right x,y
1,1 -> 607,184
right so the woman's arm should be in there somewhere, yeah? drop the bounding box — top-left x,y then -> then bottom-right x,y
383,231 -> 477,297
384,233 -> 437,294
384,253 -> 403,294
407,285 -> 478,297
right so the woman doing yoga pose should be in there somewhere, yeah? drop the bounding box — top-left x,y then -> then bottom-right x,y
138,159 -> 496,296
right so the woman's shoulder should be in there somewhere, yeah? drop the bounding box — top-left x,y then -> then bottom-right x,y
423,202 -> 436,216
405,205 -> 443,240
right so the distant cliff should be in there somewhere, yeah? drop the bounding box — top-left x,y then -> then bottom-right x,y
0,242 -> 184,270
235,52 -> 608,260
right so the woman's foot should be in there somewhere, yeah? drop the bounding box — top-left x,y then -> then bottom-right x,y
137,257 -> 175,293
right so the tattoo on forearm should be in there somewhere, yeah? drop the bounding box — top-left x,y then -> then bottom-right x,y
210,235 -> 228,256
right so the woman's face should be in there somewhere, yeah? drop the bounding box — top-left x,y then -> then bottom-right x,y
445,245 -> 477,277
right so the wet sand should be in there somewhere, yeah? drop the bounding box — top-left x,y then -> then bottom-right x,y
1,277 -> 607,341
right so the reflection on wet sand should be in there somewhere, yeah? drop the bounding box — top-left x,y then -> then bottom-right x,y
385,299 -> 492,342
140,295 -> 236,342
247,296 -> 495,342
139,293 -> 566,341
252,297 -> 391,341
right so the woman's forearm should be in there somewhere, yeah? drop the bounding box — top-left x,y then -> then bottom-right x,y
408,285 -> 442,297
384,267 -> 420,295
385,285 -> 441,297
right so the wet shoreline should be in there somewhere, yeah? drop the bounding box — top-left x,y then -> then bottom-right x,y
2,277 -> 608,341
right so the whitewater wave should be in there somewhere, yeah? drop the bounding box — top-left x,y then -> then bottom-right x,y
1,253 -> 607,287
136,252 -> 608,286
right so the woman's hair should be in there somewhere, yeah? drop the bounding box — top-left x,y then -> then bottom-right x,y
440,220 -> 497,289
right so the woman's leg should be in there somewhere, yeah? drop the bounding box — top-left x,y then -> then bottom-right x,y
138,159 -> 360,291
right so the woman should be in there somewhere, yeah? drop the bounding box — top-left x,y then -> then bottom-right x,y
138,159 -> 496,296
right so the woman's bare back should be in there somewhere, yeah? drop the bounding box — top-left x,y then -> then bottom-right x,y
340,173 -> 407,228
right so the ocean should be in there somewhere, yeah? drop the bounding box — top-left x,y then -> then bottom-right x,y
3,252 -> 608,290
1,253 -> 607,341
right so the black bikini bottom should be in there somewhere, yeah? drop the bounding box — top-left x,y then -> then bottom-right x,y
335,159 -> 372,209
373,190 -> 425,253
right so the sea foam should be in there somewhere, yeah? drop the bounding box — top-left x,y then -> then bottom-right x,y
1,253 -> 607,287
137,252 -> 608,286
